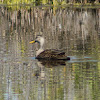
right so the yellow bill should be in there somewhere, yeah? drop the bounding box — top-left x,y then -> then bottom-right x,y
29,40 -> 35,44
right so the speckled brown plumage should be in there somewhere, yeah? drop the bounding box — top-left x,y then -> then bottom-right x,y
36,49 -> 70,60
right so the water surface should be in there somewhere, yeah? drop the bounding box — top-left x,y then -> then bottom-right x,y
0,6 -> 100,100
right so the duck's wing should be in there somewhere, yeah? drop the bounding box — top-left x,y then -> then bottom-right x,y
36,49 -> 66,59
48,49 -> 65,55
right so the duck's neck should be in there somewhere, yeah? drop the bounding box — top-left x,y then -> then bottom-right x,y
36,43 -> 44,56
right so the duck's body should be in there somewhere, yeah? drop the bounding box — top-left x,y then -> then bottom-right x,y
36,49 -> 70,60
30,35 -> 70,60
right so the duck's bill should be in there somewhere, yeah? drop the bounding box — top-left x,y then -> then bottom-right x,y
29,40 -> 35,44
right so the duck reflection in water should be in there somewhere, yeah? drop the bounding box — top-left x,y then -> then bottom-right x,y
37,59 -> 67,67
29,35 -> 70,61
34,59 -> 67,80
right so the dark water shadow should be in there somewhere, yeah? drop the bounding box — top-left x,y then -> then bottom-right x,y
31,56 -> 67,67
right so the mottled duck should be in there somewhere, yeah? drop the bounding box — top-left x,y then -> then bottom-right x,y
29,35 -> 70,60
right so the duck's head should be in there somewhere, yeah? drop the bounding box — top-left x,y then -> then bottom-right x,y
29,35 -> 44,47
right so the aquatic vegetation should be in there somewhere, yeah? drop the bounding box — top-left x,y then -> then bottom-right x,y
0,0 -> 99,6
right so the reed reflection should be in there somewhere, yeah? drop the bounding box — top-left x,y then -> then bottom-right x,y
32,59 -> 100,100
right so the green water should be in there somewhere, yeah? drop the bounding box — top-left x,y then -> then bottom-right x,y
0,6 -> 100,100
